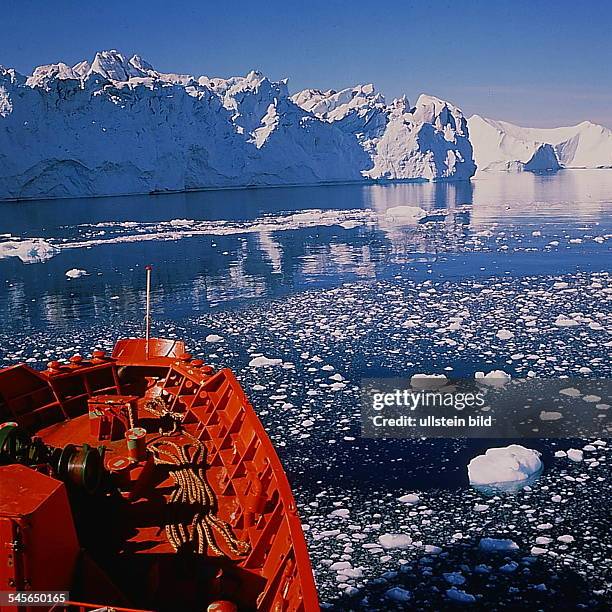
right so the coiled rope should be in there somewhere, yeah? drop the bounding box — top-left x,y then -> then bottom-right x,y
148,435 -> 250,558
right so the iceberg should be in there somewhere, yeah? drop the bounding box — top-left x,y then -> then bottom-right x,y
0,51 -> 475,201
468,444 -> 543,494
468,114 -> 612,172
293,86 -> 476,181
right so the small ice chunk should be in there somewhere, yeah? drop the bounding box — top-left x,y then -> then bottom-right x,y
385,587 -> 412,602
410,373 -> 448,390
540,411 -> 563,421
567,449 -> 583,462
330,508 -> 350,518
384,205 -> 427,224
557,535 -> 574,543
499,561 -> 519,573
446,588 -> 476,603
398,493 -> 420,505
65,268 -> 88,279
475,370 -> 511,386
554,315 -> 579,327
378,534 -> 412,550
479,538 -> 519,552
444,572 -> 465,585
330,561 -> 352,571
424,545 -> 442,554
248,356 -> 283,368
496,329 -> 514,340
205,334 -> 223,343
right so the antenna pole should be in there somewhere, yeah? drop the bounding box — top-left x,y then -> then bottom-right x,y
145,265 -> 152,358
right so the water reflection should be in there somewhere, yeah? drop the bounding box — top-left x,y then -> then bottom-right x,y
0,170 -> 610,333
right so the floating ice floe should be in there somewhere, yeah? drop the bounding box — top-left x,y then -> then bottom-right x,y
559,387 -> 581,397
205,334 -> 223,343
0,238 -> 60,263
378,533 -> 413,549
446,587 -> 476,603
554,314 -> 579,327
248,355 -> 283,368
475,370 -> 511,387
385,587 -> 412,602
557,534 -> 574,543
478,538 -> 519,552
468,445 -> 543,494
383,206 -> 427,225
496,329 -> 514,340
410,373 -> 448,390
539,410 -> 563,421
398,493 -> 420,505
567,449 -> 583,462
443,572 -> 465,585
65,268 -> 88,279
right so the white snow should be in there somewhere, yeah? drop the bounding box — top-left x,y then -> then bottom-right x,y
0,52 -> 476,201
468,445 -> 543,491
468,114 -> 612,172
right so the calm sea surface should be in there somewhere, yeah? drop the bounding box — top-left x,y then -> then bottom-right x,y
0,169 -> 610,334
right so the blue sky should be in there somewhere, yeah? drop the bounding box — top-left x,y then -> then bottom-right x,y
3,0 -> 612,127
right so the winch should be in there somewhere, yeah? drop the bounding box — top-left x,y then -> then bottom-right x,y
0,421 -> 104,494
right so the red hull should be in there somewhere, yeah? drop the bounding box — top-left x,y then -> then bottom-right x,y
0,338 -> 319,612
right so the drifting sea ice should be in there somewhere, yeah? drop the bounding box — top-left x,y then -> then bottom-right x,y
468,445 -> 543,493
65,268 -> 88,279
0,238 -> 59,263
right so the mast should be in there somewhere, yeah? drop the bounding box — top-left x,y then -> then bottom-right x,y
145,265 -> 152,358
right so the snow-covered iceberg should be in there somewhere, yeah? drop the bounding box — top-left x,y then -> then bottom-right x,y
292,86 -> 475,181
468,444 -> 543,494
468,114 -> 612,172
0,51 -> 475,201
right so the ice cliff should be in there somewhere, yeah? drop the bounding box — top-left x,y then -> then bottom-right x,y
0,51 -> 475,201
292,86 -> 475,181
468,115 -> 612,172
